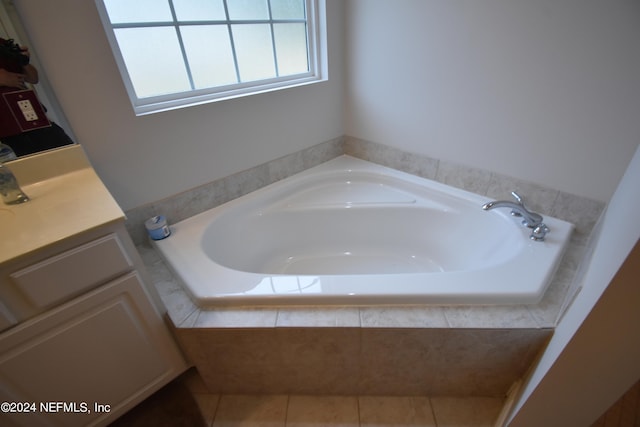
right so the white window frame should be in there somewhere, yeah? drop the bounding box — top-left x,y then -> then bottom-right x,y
95,0 -> 327,115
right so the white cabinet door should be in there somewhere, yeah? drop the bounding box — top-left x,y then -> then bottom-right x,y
0,272 -> 186,427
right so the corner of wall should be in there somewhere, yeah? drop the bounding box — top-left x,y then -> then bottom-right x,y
505,144 -> 640,426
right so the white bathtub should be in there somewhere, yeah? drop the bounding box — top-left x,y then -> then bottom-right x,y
153,155 -> 573,306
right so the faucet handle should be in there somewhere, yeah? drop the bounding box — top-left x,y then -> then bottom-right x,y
511,191 -> 523,203
509,191 -> 525,217
530,223 -> 550,241
509,191 -> 543,228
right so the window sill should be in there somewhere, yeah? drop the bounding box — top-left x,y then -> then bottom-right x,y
131,74 -> 328,116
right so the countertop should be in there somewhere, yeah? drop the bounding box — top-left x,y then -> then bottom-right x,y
0,145 -> 124,264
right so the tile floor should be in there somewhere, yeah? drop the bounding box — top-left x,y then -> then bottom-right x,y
111,369 -> 504,427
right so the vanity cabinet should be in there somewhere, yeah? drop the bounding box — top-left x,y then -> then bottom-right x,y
0,222 -> 187,427
0,146 -> 187,426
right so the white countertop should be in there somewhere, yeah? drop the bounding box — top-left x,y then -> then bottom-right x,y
0,145 -> 124,264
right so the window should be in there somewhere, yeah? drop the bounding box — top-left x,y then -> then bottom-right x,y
95,0 -> 327,115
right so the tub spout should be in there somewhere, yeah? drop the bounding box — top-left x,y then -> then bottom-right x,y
483,192 -> 549,241
482,200 -> 543,227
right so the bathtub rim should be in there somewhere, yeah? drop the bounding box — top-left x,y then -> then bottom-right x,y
152,155 -> 574,307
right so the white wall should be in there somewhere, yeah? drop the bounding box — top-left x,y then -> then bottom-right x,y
13,0 -> 345,211
14,1 -> 640,208
506,144 -> 640,426
345,0 -> 640,203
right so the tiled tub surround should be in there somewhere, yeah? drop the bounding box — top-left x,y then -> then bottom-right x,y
125,137 -> 345,246
177,325 -> 550,397
130,136 -> 604,396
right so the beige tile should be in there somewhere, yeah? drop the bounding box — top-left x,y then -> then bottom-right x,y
136,242 -> 163,266
143,256 -> 200,327
286,395 -> 359,427
359,396 -> 436,427
359,306 -> 448,328
267,151 -> 305,182
344,136 -> 440,180
179,308 -> 201,328
158,178 -> 226,225
213,395 -> 288,427
359,328 -> 448,395
429,329 -> 551,396
188,329 -> 282,394
435,161 -> 493,195
194,308 -> 278,328
276,307 -> 361,327
194,393 -> 220,426
275,328 -> 361,395
430,397 -> 503,427
550,191 -> 604,245
173,328 -> 206,371
301,136 -> 344,169
527,264 -> 575,328
442,305 -> 536,328
159,287 -> 200,328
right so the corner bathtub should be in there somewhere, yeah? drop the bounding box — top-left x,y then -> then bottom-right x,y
153,155 -> 573,306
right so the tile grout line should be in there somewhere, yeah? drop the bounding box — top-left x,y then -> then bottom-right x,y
209,394 -> 221,427
428,397 -> 440,427
441,307 -> 453,329
283,394 -> 290,427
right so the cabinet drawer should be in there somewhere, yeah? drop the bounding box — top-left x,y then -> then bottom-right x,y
10,234 -> 132,309
0,301 -> 16,332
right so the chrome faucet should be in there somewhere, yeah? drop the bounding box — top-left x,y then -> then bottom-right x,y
483,192 -> 549,241
0,163 -> 29,205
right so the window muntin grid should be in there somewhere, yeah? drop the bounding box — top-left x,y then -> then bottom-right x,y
96,0 -> 323,114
